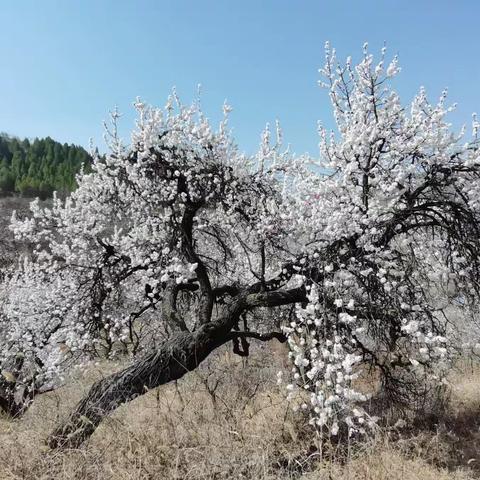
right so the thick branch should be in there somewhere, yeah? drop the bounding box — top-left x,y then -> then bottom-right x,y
181,204 -> 214,324
245,287 -> 307,308
161,282 -> 197,332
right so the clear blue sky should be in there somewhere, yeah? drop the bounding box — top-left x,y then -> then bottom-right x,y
0,1 -> 479,156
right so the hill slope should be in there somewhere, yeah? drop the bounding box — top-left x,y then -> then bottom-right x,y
0,134 -> 92,198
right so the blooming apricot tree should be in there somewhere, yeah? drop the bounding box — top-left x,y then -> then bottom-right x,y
1,44 -> 480,447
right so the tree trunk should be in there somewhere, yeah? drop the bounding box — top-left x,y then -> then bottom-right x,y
47,288 -> 304,449
47,320 -> 232,449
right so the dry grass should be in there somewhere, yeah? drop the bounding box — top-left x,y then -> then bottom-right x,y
0,345 -> 479,479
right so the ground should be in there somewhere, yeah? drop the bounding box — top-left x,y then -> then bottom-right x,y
1,346 -> 480,479
1,197 -> 480,479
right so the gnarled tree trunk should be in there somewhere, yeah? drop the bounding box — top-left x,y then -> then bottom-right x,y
47,287 -> 304,449
48,320 -> 232,449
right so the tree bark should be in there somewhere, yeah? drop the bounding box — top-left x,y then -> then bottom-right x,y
47,319 -> 234,449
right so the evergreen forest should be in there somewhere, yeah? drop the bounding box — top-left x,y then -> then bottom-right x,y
0,134 -> 92,199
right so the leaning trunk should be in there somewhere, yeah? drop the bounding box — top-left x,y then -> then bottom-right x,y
48,321 -> 232,449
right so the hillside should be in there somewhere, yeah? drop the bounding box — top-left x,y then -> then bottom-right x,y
0,134 -> 92,199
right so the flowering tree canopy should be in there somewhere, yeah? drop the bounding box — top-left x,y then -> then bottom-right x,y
1,44 -> 480,447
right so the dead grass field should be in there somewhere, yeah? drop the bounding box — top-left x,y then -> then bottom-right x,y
1,345 -> 479,480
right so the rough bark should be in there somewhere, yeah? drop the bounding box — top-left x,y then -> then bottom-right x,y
47,320 -> 232,449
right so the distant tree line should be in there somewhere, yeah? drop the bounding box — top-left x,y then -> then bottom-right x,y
0,134 -> 93,199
